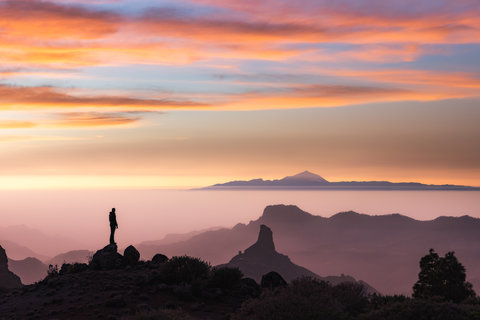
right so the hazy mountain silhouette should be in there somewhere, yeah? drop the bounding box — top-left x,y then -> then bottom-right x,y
0,225 -> 84,257
0,240 -> 49,261
137,205 -> 480,294
141,226 -> 223,246
8,257 -> 47,285
7,250 -> 94,285
0,245 -> 22,289
217,224 -> 377,293
47,250 -> 93,266
203,170 -> 480,190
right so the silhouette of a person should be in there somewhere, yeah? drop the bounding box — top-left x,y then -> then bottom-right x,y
109,208 -> 118,245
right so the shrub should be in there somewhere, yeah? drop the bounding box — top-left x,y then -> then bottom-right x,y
59,263 -> 88,275
359,298 -> 478,320
163,256 -> 211,284
260,271 -> 287,290
210,267 -> 243,290
233,277 -> 365,320
47,264 -> 59,277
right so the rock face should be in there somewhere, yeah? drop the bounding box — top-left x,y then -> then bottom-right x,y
90,244 -> 123,270
0,245 -> 22,289
244,224 -> 275,255
218,224 -> 319,282
123,245 -> 140,266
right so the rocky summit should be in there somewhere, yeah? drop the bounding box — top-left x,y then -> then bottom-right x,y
0,245 -> 22,289
218,224 -> 319,282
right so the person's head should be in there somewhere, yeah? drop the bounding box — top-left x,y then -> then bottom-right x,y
111,208 -> 115,213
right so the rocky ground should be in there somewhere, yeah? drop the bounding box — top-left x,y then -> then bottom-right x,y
0,245 -> 260,320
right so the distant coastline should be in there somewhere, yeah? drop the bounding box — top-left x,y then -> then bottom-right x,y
201,171 -> 480,191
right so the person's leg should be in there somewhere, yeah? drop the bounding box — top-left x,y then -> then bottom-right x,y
110,225 -> 115,244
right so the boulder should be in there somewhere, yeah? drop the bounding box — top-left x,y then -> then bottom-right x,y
0,245 -> 22,289
123,245 -> 140,266
90,244 -> 123,270
151,254 -> 168,264
261,271 -> 287,289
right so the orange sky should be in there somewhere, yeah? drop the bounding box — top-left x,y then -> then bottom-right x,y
0,0 -> 479,188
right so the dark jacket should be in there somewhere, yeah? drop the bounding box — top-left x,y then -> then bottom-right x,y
109,212 -> 118,228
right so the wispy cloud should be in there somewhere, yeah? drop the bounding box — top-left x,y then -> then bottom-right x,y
0,120 -> 37,129
50,112 -> 141,127
0,84 -> 208,110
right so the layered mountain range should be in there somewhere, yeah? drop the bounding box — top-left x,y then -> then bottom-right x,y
204,171 -> 480,190
3,204 -> 480,295
137,205 -> 480,294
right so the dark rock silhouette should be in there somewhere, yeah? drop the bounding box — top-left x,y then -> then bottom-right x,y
151,253 -> 168,264
90,244 -> 123,270
0,245 -> 22,289
109,208 -> 118,245
245,224 -> 275,254
261,271 -> 287,289
8,257 -> 47,285
218,224 -> 320,282
123,245 -> 140,266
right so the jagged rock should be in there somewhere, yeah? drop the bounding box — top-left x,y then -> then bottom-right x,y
151,253 -> 169,264
217,224 -> 319,282
261,271 -> 287,289
90,244 -> 123,270
244,224 -> 275,255
0,245 -> 22,289
124,245 -> 140,266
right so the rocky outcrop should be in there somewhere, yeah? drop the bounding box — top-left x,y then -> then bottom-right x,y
244,224 -> 275,255
0,245 -> 22,289
218,224 -> 319,282
90,244 -> 124,270
123,245 -> 140,266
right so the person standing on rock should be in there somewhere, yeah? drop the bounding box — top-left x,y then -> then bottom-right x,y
109,208 -> 118,245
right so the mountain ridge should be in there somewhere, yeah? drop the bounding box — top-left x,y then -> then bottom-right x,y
202,171 -> 480,190
136,204 -> 480,294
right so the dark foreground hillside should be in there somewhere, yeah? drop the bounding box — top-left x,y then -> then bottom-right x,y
0,255 -> 255,320
3,259 -> 480,320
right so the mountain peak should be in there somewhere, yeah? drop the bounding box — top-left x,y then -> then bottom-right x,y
244,224 -> 275,255
282,171 -> 328,183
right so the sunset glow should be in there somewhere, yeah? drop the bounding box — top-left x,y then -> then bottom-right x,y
1,0 -> 479,188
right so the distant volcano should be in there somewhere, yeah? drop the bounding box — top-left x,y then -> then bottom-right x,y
203,171 -> 479,190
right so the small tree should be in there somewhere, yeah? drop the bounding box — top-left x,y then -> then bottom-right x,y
413,249 -> 475,302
